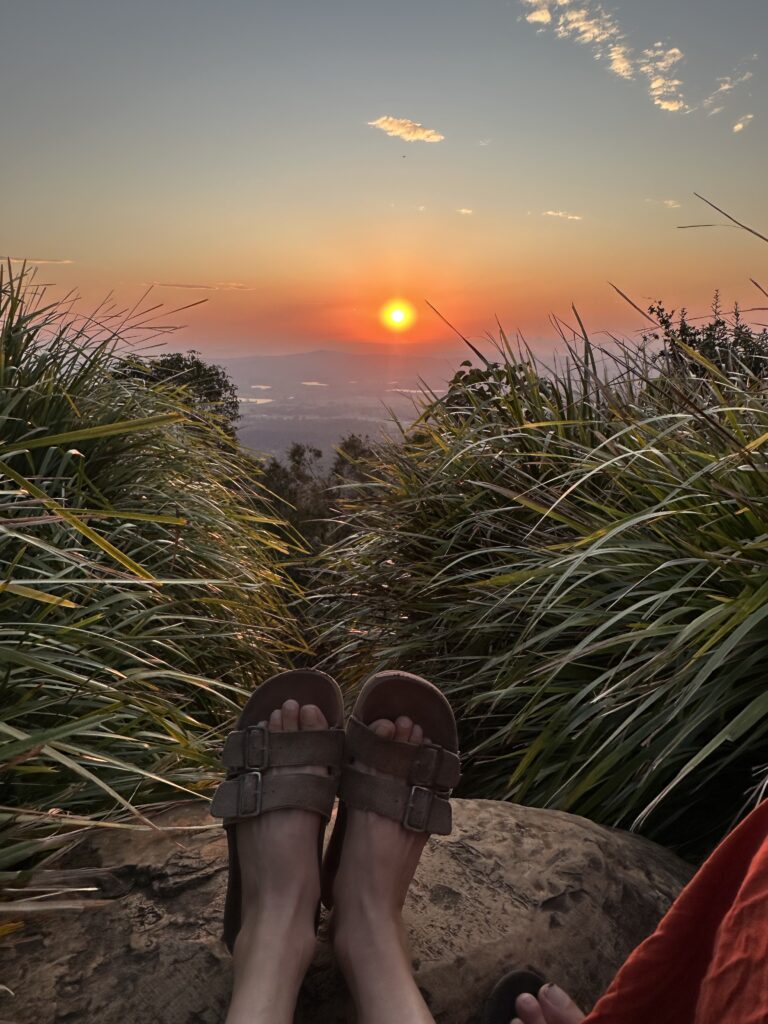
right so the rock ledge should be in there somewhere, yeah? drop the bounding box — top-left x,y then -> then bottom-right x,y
3,799 -> 692,1023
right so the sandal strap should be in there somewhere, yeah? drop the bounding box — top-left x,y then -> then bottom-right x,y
222,725 -> 345,771
210,770 -> 338,823
346,717 -> 461,790
339,766 -> 453,834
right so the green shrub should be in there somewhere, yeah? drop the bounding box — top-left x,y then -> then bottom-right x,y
649,294 -> 768,380
0,267 -> 307,880
317,321 -> 768,856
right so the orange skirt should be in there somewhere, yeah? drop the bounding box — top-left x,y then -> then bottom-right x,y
585,798 -> 768,1024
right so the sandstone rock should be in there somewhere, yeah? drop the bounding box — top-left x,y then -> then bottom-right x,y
2,799 -> 692,1023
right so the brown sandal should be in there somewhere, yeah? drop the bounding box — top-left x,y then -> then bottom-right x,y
322,670 -> 460,908
210,668 -> 345,952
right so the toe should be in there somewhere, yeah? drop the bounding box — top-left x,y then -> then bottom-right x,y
516,993 -> 547,1024
394,716 -> 413,743
409,722 -> 423,745
538,985 -> 585,1024
370,718 -> 396,740
268,707 -> 282,732
282,699 -> 300,731
300,703 -> 329,730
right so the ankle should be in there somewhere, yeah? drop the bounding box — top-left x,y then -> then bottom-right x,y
236,901 -> 317,963
333,904 -> 405,970
241,869 -> 320,919
333,914 -> 434,1024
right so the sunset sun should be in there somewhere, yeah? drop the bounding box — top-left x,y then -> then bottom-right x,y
380,299 -> 416,332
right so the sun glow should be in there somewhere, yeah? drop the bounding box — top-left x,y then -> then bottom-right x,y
380,299 -> 416,332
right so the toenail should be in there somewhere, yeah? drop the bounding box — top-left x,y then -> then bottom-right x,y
541,984 -> 570,1008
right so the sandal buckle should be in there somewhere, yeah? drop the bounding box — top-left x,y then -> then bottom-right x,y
238,770 -> 263,816
403,785 -> 433,831
244,725 -> 269,769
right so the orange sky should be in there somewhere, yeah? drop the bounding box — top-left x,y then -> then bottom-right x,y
3,0 -> 766,357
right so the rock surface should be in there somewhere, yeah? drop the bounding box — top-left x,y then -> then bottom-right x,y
3,799 -> 692,1024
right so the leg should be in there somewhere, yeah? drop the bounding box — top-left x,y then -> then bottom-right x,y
225,700 -> 328,1024
332,716 -> 436,1024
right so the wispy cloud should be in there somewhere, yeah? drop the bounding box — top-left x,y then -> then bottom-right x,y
556,4 -> 622,48
1,256 -> 75,265
608,44 -> 633,80
521,2 -> 619,43
638,44 -> 687,112
520,2 -> 690,113
733,114 -> 754,133
456,208 -> 474,215
368,115 -> 445,143
542,210 -> 583,221
478,138 -> 492,146
519,2 -> 757,120
703,61 -> 756,112
645,198 -> 681,209
147,281 -> 255,291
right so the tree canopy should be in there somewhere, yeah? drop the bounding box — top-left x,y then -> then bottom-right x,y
117,350 -> 240,436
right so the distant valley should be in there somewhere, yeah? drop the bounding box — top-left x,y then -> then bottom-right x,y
220,349 -> 460,458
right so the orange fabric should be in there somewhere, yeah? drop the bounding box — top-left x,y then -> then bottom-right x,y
584,799 -> 768,1024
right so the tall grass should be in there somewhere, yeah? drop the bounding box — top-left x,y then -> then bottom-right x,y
0,267 -> 306,889
317,324 -> 768,855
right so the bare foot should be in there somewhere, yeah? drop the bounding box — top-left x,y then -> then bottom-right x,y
513,984 -> 586,1024
225,700 -> 329,1024
332,715 -> 436,1024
